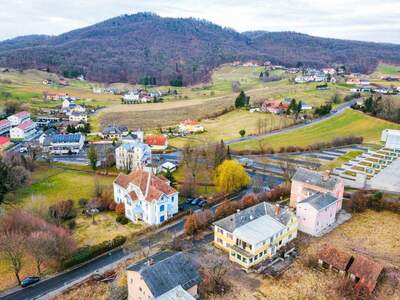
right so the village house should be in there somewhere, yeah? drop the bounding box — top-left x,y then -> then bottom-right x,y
113,169 -> 179,225
46,92 -> 68,101
261,100 -> 289,114
296,192 -> 341,236
115,141 -> 152,171
178,119 -> 205,134
10,120 -> 37,141
145,135 -> 168,151
49,133 -> 85,154
318,244 -> 354,275
101,125 -> 129,140
7,111 -> 30,126
290,169 -> 344,236
69,112 -> 88,123
0,136 -> 11,152
122,130 -> 144,143
290,168 -> 344,210
62,98 -> 75,109
0,119 -> 11,135
213,202 -> 298,269
126,251 -> 201,300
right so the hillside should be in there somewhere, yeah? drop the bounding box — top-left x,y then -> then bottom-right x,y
1,12 -> 400,84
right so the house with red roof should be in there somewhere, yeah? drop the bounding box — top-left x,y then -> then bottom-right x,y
7,111 -> 30,126
0,119 -> 11,135
10,120 -> 37,141
0,136 -> 11,152
145,135 -> 168,151
178,119 -> 205,134
261,100 -> 289,114
113,169 -> 179,225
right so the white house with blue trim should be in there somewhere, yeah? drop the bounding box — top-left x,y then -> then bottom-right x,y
113,169 -> 179,225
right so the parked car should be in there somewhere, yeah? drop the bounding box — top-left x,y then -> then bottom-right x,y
21,276 -> 40,287
191,198 -> 201,205
185,198 -> 194,204
198,200 -> 208,207
19,147 -> 28,153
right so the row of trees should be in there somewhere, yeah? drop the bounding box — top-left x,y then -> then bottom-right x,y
0,209 -> 76,284
184,184 -> 291,235
361,95 -> 400,123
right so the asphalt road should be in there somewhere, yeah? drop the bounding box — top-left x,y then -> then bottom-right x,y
226,100 -> 357,145
0,191 -> 249,300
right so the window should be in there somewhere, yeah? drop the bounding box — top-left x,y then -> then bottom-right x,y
160,216 -> 165,223
160,205 -> 165,212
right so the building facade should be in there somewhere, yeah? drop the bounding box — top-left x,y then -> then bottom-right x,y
49,133 -> 85,154
213,202 -> 298,269
113,169 -> 179,225
10,120 -> 37,141
115,141 -> 152,170
7,111 -> 30,126
0,119 -> 11,135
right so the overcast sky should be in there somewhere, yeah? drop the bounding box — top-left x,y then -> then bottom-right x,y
1,0 -> 399,43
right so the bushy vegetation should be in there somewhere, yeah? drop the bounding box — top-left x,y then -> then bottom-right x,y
359,95 -> 400,123
61,235 -> 126,269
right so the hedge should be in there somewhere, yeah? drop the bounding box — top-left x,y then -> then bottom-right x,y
62,235 -> 126,269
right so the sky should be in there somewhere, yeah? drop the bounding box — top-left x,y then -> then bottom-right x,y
0,0 -> 399,43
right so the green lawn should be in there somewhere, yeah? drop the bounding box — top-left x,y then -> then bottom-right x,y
13,167 -> 114,207
375,63 -> 400,75
321,150 -> 364,170
231,110 -> 400,151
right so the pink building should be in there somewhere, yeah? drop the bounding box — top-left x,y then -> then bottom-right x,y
296,193 -> 339,236
290,168 -> 344,212
290,168 -> 345,236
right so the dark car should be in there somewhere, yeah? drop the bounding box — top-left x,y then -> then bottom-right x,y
198,200 -> 208,207
21,276 -> 40,287
191,198 -> 201,205
185,198 -> 194,204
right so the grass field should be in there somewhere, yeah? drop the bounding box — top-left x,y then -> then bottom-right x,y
231,110 -> 400,151
321,150 -> 363,171
169,110 -> 295,148
375,63 -> 400,76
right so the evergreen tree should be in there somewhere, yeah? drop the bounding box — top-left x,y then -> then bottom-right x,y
87,147 -> 98,170
235,91 -> 249,108
164,169 -> 177,188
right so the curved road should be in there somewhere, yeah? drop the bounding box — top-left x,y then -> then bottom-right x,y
226,100 -> 357,145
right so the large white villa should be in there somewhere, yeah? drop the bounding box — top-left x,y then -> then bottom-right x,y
113,169 -> 179,225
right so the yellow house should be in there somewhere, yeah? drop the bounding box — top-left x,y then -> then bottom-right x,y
213,202 -> 297,269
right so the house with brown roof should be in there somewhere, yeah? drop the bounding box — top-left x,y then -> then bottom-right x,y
318,244 -> 384,296
318,244 -> 353,275
113,169 -> 179,225
348,255 -> 384,295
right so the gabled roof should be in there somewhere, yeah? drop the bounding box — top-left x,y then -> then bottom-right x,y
292,168 -> 339,190
213,202 -> 292,233
127,252 -> 201,298
13,111 -> 30,118
318,244 -> 353,271
17,120 -> 35,130
299,192 -> 338,211
155,285 -> 195,300
348,255 -> 383,292
145,135 -> 167,146
0,136 -> 10,145
0,119 -> 11,127
114,169 -> 177,201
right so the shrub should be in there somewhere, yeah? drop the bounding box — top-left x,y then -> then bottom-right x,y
115,203 -> 125,216
116,215 -> 129,225
66,219 -> 76,230
61,235 -> 126,269
48,200 -> 76,222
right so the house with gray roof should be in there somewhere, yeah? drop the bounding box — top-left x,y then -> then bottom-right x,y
290,168 -> 344,212
296,192 -> 340,236
126,251 -> 201,300
213,202 -> 297,269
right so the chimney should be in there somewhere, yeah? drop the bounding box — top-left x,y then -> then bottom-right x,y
275,204 -> 281,216
323,170 -> 331,181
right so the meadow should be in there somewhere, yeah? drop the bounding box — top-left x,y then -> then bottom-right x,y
231,109 -> 400,151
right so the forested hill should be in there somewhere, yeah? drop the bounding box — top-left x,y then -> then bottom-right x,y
0,12 -> 399,85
